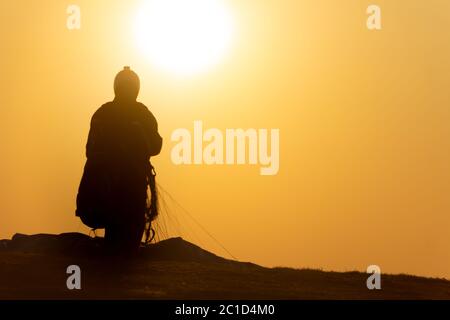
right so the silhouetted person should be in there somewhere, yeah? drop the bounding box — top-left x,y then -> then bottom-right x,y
76,66 -> 162,255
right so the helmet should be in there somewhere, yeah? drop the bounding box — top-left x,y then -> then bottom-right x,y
114,66 -> 140,100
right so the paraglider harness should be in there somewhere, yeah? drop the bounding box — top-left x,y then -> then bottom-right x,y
144,161 -> 158,245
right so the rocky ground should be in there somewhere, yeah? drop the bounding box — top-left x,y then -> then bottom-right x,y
0,233 -> 449,299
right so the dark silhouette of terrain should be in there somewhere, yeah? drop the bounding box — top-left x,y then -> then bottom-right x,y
0,233 -> 449,299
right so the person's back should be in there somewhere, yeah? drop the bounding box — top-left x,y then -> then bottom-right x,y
76,66 -> 162,255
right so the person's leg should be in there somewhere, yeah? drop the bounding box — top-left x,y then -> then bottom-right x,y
104,213 -> 145,256
122,211 -> 145,255
105,169 -> 147,256
104,222 -> 121,254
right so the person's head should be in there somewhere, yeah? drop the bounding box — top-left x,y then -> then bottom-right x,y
114,66 -> 140,101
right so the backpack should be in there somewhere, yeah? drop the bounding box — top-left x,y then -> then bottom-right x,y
76,157 -> 112,229
76,159 -> 158,241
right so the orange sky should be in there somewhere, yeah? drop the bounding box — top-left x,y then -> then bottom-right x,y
1,0 -> 450,279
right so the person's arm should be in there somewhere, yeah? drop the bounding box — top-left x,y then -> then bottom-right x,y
86,116 -> 96,159
141,105 -> 163,157
86,107 -> 104,159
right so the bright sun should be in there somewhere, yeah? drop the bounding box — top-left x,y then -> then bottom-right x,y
134,0 -> 234,75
